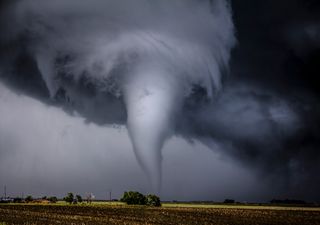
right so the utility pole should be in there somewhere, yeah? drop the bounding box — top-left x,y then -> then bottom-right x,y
109,189 -> 112,201
4,185 -> 6,199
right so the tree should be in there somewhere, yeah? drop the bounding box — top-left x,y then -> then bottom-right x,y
146,194 -> 161,207
224,199 -> 235,204
25,195 -> 33,203
63,193 -> 74,204
76,195 -> 83,203
48,196 -> 58,203
13,197 -> 23,203
120,191 -> 146,205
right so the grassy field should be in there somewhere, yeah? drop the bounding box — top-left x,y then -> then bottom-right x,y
0,203 -> 320,225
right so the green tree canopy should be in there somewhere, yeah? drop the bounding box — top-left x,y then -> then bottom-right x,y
63,193 -> 74,204
48,196 -> 58,203
120,191 -> 146,205
25,195 -> 33,203
120,191 -> 161,206
76,195 -> 83,203
146,194 -> 161,207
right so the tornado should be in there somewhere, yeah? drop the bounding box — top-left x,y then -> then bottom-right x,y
0,0 -> 236,192
124,65 -> 183,191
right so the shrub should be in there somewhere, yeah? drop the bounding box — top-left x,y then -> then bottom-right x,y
120,191 -> 146,205
48,196 -> 58,203
120,191 -> 161,206
13,197 -> 23,203
224,199 -> 235,204
76,195 -> 83,203
146,194 -> 161,207
63,193 -> 74,204
25,195 -> 33,203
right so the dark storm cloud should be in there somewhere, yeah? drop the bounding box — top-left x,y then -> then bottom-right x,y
179,84 -> 320,199
189,0 -> 320,199
164,0 -> 320,199
0,0 -> 320,201
231,0 -> 320,93
0,0 -> 236,193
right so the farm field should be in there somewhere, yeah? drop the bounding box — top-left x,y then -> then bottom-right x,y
0,203 -> 320,225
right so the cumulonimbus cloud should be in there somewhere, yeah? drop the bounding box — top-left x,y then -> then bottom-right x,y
0,0 -> 235,190
1,0 -> 318,197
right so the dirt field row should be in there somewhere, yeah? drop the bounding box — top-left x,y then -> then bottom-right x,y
0,204 -> 320,225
